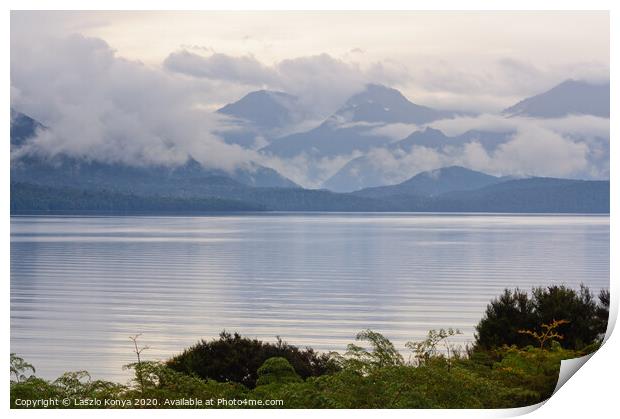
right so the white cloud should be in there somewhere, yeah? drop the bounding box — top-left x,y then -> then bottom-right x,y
462,127 -> 590,177
258,151 -> 363,189
428,113 -> 609,139
366,123 -> 421,140
164,51 -> 277,85
11,34 -> 259,172
163,50 -> 412,120
335,121 -> 607,188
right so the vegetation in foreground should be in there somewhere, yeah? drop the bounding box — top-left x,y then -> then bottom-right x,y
10,285 -> 609,409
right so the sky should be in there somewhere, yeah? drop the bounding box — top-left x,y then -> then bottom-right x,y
10,11 -> 610,186
11,11 -> 609,111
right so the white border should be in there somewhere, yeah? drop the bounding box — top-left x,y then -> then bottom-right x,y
3,2 -> 616,418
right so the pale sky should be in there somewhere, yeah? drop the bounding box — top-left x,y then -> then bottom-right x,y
11,11 -> 609,111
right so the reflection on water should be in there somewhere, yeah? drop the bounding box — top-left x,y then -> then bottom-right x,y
10,214 -> 609,381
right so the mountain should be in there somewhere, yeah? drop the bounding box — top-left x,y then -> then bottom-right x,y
332,83 -> 458,124
216,90 -> 304,148
10,109 -> 298,190
10,108 -> 44,149
218,90 -> 301,130
349,166 -> 608,213
502,79 -> 610,118
261,84 -> 460,159
323,128 -> 514,192
353,166 -> 505,199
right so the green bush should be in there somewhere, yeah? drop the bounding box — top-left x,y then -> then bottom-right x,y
256,357 -> 302,386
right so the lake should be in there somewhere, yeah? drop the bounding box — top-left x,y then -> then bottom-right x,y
10,214 -> 609,381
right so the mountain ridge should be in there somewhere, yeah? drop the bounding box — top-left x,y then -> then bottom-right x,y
502,79 -> 610,118
261,84 -> 461,160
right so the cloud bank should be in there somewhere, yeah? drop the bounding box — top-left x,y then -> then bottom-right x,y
11,34 -> 259,171
164,50 -> 411,119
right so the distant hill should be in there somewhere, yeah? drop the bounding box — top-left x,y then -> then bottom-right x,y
502,79 -> 610,118
10,181 -> 395,213
11,182 -> 265,213
353,166 -> 505,198
11,154 -> 298,196
11,163 -> 609,214
429,177 -> 610,213
324,129 -> 514,192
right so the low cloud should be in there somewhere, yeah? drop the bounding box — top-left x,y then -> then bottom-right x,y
259,152 -> 363,189
164,51 -> 277,86
463,127 -> 590,178
164,50 -> 411,119
367,123 -> 421,140
11,34 -> 259,171
344,122 -> 604,186
428,113 -> 609,139
400,58 -> 609,113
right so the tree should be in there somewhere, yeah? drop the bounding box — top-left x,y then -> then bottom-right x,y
474,285 -> 609,351
10,353 -> 35,383
337,329 -> 404,373
474,289 -> 536,350
594,289 -> 610,339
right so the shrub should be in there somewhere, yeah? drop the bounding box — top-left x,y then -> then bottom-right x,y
256,357 -> 302,386
167,331 -> 339,388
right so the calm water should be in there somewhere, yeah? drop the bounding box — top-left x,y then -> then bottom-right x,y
11,214 -> 609,381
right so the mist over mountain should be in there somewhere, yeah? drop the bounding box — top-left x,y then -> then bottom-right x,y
334,84 -> 459,124
10,109 -> 608,214
260,84 -> 462,159
323,128 -> 515,192
215,90 -> 307,148
10,109 -> 44,149
11,75 -> 609,211
10,110 -> 299,191
502,79 -> 610,118
218,90 -> 301,130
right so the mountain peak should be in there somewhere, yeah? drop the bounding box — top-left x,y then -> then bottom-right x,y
502,79 -> 610,118
348,83 -> 408,103
217,90 -> 300,129
333,84 -> 456,125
